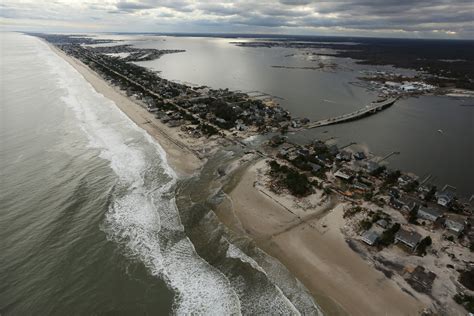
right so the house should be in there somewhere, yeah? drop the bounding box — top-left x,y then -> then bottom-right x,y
376,219 -> 389,229
399,196 -> 420,214
406,266 -> 436,293
308,162 -> 322,174
277,144 -> 293,158
436,187 -> 456,207
361,230 -> 380,246
395,228 -> 422,250
297,148 -> 310,157
336,150 -> 352,162
353,181 -> 370,192
365,161 -> 381,173
334,168 -> 354,181
390,197 -> 404,209
417,207 -> 443,222
354,152 -> 366,160
444,215 -> 465,235
458,195 -> 473,214
398,174 -> 416,187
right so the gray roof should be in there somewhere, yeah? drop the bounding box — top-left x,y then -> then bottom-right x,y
395,229 -> 422,248
417,207 -> 443,221
361,230 -> 380,245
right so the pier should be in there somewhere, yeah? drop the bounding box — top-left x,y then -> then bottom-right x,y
304,96 -> 400,129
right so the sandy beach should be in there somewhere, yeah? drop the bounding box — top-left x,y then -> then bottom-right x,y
46,42 -> 203,177
222,159 -> 426,315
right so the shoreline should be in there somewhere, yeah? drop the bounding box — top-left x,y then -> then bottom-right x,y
219,159 -> 427,315
45,41 -> 203,177
43,38 -> 445,315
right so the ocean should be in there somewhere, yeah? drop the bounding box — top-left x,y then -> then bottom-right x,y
0,33 -> 321,315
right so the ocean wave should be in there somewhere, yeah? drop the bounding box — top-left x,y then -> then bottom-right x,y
36,36 -> 242,314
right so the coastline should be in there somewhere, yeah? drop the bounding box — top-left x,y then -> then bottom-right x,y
219,159 -> 426,315
45,41 -> 203,177
45,39 -> 427,315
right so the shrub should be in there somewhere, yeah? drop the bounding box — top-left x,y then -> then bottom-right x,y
379,223 -> 401,247
416,236 -> 432,256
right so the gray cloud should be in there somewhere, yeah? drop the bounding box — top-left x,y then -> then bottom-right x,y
1,0 -> 473,38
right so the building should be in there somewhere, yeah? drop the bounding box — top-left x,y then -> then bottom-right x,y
353,181 -> 370,192
417,207 -> 444,222
308,162 -> 322,174
436,187 -> 456,207
376,219 -> 389,229
398,174 -> 417,187
444,216 -> 465,236
361,230 -> 380,246
395,228 -> 422,250
354,151 -> 366,160
334,169 -> 354,181
364,160 -> 381,173
399,196 -> 421,214
406,266 -> 436,293
336,150 -> 352,162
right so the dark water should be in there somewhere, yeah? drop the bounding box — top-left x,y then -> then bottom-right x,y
115,34 -> 472,196
1,33 -> 321,315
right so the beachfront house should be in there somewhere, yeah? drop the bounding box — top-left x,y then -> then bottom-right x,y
361,230 -> 380,246
395,228 -> 422,250
417,207 -> 444,222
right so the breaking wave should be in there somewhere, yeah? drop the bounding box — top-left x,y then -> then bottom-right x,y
36,37 -> 242,314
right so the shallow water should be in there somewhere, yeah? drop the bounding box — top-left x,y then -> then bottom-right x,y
1,32 -> 321,315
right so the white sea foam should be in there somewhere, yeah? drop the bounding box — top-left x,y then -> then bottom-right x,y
224,241 -> 301,315
34,35 -> 241,315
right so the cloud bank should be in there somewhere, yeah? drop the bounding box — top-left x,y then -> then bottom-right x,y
1,0 -> 473,38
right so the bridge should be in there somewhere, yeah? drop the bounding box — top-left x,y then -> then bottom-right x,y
304,96 -> 400,129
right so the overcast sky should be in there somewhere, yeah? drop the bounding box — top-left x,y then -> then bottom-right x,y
1,0 -> 473,39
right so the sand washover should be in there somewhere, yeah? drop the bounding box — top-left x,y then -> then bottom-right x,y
223,159 -> 426,315
46,40 -> 426,315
